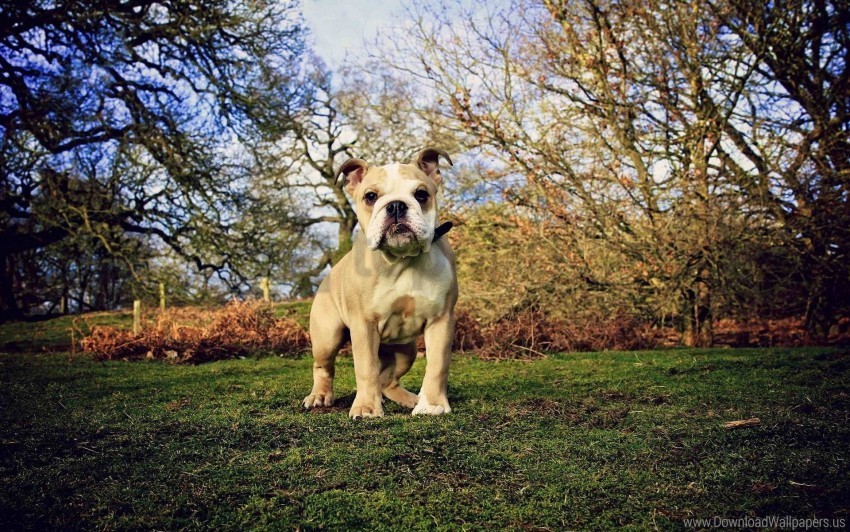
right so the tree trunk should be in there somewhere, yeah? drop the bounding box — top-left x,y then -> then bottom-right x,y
803,261 -> 833,343
694,267 -> 713,347
292,206 -> 358,297
681,267 -> 713,347
332,214 -> 357,265
0,253 -> 23,322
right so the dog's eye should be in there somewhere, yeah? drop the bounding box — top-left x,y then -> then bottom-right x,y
414,189 -> 429,203
364,191 -> 378,205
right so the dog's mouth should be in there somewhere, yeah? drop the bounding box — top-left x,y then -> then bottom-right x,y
387,223 -> 414,236
379,223 -> 420,250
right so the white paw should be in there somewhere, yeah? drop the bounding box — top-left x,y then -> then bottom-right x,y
303,393 -> 334,409
412,394 -> 452,415
349,404 -> 384,419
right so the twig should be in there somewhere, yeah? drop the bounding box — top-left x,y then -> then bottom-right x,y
723,418 -> 760,429
510,343 -> 547,358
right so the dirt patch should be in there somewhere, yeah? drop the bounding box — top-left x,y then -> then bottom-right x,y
512,397 -> 635,429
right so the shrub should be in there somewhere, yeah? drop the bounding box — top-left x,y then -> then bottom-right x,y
471,310 -> 659,361
452,309 -> 487,352
82,300 -> 309,363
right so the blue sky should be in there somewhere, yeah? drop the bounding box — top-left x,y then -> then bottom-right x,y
302,0 -> 409,67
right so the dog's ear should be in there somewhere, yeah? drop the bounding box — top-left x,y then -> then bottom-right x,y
416,148 -> 453,186
336,158 -> 369,195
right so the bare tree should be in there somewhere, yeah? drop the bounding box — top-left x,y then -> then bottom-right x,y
254,58 -> 463,295
374,0 -> 786,345
0,0 -> 308,318
708,0 -> 850,339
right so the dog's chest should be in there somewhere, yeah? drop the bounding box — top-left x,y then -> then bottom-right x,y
371,253 -> 453,344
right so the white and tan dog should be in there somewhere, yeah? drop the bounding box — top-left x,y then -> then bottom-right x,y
303,148 -> 458,418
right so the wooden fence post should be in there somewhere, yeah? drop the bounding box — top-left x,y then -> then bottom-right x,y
261,277 -> 270,303
159,282 -> 166,311
133,300 -> 141,336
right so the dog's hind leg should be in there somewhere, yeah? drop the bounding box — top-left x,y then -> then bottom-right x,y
379,342 -> 419,409
303,287 -> 345,409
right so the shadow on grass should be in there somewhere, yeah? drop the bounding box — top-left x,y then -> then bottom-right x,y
2,349 -> 850,530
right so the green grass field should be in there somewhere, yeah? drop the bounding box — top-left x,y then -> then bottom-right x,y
2,346 -> 848,529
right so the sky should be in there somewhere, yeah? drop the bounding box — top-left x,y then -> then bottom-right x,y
301,0 -> 410,67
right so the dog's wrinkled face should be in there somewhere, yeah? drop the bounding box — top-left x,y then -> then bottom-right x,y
338,150 -> 451,261
357,164 -> 437,258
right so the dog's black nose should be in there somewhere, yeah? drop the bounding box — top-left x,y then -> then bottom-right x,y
386,201 -> 408,220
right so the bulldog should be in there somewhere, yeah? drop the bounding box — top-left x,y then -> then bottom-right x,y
302,148 -> 458,418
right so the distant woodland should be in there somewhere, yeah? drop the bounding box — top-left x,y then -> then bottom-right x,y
2,0 -> 848,346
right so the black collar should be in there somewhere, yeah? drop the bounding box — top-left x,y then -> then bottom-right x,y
433,221 -> 453,242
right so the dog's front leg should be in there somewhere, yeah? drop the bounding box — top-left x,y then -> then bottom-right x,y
349,322 -> 384,419
414,311 -> 453,415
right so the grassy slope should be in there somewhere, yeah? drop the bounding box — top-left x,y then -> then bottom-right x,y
0,302 -> 312,353
1,348 -> 848,530
0,311 -> 134,352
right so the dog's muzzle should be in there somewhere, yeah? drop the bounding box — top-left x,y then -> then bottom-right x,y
366,195 -> 436,259
385,201 -> 407,221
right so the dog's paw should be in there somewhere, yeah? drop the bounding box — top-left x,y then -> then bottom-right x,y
349,404 -> 384,419
303,393 -> 334,409
412,394 -> 452,416
383,387 -> 419,409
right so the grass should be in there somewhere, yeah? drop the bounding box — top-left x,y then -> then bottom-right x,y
0,311 -> 133,352
1,347 -> 848,529
273,300 -> 312,329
